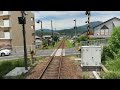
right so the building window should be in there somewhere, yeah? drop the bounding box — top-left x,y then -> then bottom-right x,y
32,33 -> 35,36
4,32 -> 10,39
0,11 -> 3,14
31,17 -> 34,21
31,25 -> 34,29
101,25 -> 109,35
105,29 -> 109,35
100,29 -> 105,35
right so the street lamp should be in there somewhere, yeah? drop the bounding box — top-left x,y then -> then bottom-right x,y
37,20 -> 43,41
74,19 -> 77,43
18,11 -> 28,70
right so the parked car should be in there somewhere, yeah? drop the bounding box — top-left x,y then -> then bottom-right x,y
0,49 -> 11,56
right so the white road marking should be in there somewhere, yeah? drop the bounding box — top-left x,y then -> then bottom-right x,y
50,49 -> 65,56
63,49 -> 65,56
50,49 -> 57,56
55,49 -> 62,56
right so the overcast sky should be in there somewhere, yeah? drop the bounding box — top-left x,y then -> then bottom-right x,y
33,11 -> 120,30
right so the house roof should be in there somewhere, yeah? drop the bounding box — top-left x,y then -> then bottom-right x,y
101,25 -> 109,29
93,17 -> 120,29
35,36 -> 40,38
43,35 -> 51,37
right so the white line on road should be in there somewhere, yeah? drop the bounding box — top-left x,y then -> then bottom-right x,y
55,49 -> 62,56
50,49 -> 65,56
50,49 -> 57,56
63,49 -> 65,56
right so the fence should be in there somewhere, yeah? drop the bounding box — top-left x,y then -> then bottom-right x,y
80,39 -> 109,46
11,45 -> 36,53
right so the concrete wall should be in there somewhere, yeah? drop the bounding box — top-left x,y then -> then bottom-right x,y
10,11 -> 35,47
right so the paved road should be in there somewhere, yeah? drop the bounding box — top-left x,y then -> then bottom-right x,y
65,48 -> 80,55
0,48 -> 80,61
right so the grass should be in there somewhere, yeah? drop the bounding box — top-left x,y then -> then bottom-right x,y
0,56 -> 43,79
42,41 -> 61,50
100,71 -> 120,79
105,58 -> 120,71
36,56 -> 44,61
66,40 -> 73,48
101,57 -> 120,79
0,58 -> 29,79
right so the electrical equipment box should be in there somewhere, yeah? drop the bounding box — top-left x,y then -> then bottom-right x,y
81,46 -> 101,67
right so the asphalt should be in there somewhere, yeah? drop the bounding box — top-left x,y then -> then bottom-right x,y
0,48 -> 80,61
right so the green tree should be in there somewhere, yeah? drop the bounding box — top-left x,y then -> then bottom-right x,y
77,35 -> 88,43
53,35 -> 59,42
102,26 -> 120,62
108,26 -> 120,57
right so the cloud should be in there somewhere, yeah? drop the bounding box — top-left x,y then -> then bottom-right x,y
34,11 -> 84,21
33,11 -> 120,30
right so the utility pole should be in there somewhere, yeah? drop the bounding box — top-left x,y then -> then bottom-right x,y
21,11 -> 28,70
51,20 -> 54,46
85,11 -> 91,46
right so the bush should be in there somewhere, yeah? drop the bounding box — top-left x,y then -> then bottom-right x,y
101,26 -> 120,63
0,59 -> 31,79
100,27 -> 120,79
0,61 -> 14,79
42,39 -> 48,49
101,71 -> 120,79
105,57 -> 120,71
53,35 -> 59,42
101,46 -> 114,63
108,26 -> 120,55
77,35 -> 88,43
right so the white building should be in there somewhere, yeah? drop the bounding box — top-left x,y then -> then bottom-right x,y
43,35 -> 52,40
91,17 -> 120,38
35,36 -> 42,48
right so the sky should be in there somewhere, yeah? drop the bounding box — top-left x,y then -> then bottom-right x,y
33,11 -> 120,30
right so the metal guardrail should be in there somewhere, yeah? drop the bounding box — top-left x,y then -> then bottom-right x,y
80,39 -> 109,46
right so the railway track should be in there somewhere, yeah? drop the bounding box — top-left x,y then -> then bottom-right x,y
39,39 -> 65,79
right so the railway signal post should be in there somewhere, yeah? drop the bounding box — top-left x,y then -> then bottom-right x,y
18,11 -> 28,70
85,11 -> 91,46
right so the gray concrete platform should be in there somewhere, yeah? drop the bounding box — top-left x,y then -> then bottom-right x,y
5,67 -> 30,79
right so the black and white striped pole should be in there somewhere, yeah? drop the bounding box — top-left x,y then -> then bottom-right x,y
85,11 -> 91,46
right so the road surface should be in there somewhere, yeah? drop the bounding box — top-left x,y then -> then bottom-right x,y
0,48 -> 80,61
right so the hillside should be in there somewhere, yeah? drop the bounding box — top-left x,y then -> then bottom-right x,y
35,21 -> 103,36
57,21 -> 103,36
35,29 -> 52,36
